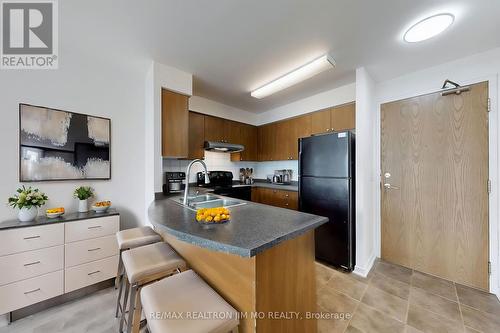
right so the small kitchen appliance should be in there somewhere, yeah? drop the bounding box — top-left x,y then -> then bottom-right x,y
163,172 -> 186,194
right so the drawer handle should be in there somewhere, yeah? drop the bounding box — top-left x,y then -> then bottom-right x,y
23,235 -> 40,240
87,247 -> 101,252
24,261 -> 41,267
88,270 -> 101,276
24,288 -> 41,295
87,226 -> 102,229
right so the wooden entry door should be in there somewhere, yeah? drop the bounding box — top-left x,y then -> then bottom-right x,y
381,81 -> 489,290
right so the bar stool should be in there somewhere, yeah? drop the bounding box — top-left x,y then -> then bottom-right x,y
115,226 -> 162,320
119,242 -> 186,333
141,270 -> 240,333
115,226 -> 162,288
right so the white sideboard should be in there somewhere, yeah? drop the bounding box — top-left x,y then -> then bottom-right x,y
0,214 -> 119,315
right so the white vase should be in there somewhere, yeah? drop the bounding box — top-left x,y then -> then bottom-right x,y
18,206 -> 38,222
78,199 -> 88,213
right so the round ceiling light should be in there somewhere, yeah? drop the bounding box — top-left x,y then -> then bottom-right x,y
404,13 -> 454,43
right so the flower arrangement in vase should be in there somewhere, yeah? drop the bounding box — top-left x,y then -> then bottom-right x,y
73,186 -> 94,213
8,186 -> 49,222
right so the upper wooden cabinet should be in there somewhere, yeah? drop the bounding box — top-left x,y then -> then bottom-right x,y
162,89 -> 189,158
204,116 -> 226,142
331,102 -> 355,131
232,124 -> 258,161
258,123 -> 276,161
259,115 -> 311,161
288,115 -> 311,160
224,120 -> 242,144
310,103 -> 355,135
311,108 -> 331,135
188,112 -> 205,160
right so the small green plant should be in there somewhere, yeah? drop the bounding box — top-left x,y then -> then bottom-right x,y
73,186 -> 94,200
8,186 -> 48,209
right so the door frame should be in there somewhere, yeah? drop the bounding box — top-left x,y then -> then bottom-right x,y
374,74 -> 499,295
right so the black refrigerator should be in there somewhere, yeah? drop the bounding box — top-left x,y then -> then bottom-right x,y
299,131 -> 355,271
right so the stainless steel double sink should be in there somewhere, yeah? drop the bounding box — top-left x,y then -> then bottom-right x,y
170,194 -> 246,211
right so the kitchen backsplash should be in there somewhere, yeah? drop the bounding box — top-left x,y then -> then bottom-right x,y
162,151 -> 298,183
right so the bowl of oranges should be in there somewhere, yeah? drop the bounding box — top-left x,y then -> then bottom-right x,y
46,207 -> 65,218
92,201 -> 111,213
196,207 -> 231,225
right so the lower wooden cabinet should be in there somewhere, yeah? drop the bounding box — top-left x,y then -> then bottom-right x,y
251,187 -> 298,210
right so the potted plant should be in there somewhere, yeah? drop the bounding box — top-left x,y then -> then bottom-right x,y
74,186 -> 94,213
8,186 -> 49,222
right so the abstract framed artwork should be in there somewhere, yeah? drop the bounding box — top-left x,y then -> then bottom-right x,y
19,104 -> 111,181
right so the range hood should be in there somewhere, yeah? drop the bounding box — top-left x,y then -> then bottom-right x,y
204,141 -> 244,153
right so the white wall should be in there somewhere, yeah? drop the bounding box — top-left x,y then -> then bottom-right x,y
374,47 -> 500,295
144,62 -> 193,207
0,45 -> 147,232
354,68 -> 377,277
189,96 -> 258,124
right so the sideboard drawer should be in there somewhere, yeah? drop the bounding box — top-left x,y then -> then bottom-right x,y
0,224 -> 64,256
64,255 -> 119,293
65,216 -> 119,243
0,270 -> 63,314
65,235 -> 118,268
0,245 -> 64,286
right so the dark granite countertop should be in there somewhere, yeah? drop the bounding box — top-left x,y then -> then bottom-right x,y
148,195 -> 327,257
0,209 -> 119,230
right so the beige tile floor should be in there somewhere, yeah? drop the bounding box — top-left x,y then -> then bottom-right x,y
317,259 -> 500,333
1,259 -> 499,333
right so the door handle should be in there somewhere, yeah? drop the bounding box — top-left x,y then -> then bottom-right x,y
384,183 -> 400,190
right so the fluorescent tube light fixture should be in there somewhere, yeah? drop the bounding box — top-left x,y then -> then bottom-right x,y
404,13 -> 454,43
251,54 -> 336,99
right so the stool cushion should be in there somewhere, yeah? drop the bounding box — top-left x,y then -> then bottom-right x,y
141,270 -> 239,333
122,242 -> 186,284
116,226 -> 162,250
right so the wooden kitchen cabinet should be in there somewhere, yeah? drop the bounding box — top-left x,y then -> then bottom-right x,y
311,108 -> 331,135
310,103 -> 355,135
258,123 -> 276,161
188,112 -> 205,159
251,187 -> 298,210
231,123 -> 258,161
287,115 -> 311,160
162,89 -> 189,158
331,102 -> 355,131
224,120 -> 242,144
204,115 -> 226,142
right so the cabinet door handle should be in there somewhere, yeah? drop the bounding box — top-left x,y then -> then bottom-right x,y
23,235 -> 40,240
87,226 -> 102,229
87,247 -> 101,252
285,194 -> 289,197
24,261 -> 41,267
24,288 -> 41,295
88,270 -> 101,276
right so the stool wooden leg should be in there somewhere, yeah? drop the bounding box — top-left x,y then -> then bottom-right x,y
119,278 -> 130,333
131,286 -> 143,333
127,284 -> 138,333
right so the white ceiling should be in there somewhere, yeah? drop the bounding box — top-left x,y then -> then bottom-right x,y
67,0 -> 500,113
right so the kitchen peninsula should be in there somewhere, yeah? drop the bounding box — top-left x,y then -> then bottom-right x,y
148,196 -> 328,333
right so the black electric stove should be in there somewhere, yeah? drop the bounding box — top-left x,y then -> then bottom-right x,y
196,171 -> 251,201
